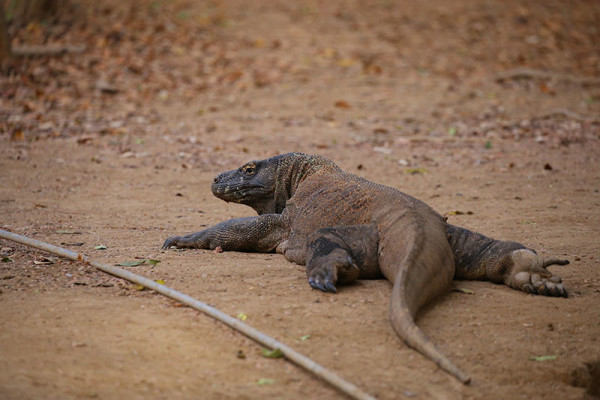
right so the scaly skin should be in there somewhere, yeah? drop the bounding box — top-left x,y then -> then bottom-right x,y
164,153 -> 569,384
446,224 -> 569,297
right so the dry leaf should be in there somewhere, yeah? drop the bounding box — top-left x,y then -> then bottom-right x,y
334,100 -> 351,109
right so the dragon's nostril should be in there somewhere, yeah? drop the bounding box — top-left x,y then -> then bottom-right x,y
213,176 -> 219,183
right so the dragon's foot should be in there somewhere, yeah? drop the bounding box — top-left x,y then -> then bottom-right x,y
508,271 -> 567,297
307,264 -> 338,293
306,251 -> 359,293
505,249 -> 569,298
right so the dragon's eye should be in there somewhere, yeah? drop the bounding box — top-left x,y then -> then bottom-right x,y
242,163 -> 256,175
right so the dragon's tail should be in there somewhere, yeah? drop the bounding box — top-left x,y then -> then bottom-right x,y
375,202 -> 470,383
389,278 -> 471,384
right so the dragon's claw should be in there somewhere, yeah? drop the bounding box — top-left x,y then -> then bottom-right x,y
324,281 -> 338,293
510,271 -> 568,298
308,268 -> 338,293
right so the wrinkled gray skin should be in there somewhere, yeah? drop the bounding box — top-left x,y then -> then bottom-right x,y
163,153 -> 569,384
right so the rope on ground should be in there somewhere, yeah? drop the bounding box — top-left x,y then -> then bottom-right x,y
0,229 -> 376,400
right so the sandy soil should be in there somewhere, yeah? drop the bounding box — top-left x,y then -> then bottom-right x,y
1,1 -> 600,399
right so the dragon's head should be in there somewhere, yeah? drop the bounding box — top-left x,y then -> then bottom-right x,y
212,157 -> 279,214
211,153 -> 339,215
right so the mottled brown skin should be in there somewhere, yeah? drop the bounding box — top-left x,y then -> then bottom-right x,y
163,153 -> 569,384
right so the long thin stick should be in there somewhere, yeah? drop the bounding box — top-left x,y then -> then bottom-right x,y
494,67 -> 600,86
0,229 -> 375,400
11,44 -> 86,57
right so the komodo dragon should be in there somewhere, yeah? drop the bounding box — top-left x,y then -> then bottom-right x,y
163,152 -> 569,384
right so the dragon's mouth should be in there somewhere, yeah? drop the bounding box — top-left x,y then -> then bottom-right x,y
211,183 -> 269,202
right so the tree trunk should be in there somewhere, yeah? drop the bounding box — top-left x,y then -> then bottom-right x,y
0,3 -> 10,61
13,0 -> 57,22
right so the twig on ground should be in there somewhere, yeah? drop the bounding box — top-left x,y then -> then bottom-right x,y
536,109 -> 600,123
0,229 -> 376,400
11,44 -> 86,57
495,67 -> 600,86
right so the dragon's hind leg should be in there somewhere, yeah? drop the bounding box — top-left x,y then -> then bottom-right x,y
305,224 -> 381,293
447,224 -> 569,297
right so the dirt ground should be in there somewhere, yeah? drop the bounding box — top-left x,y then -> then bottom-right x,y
1,1 -> 600,399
